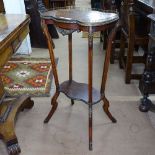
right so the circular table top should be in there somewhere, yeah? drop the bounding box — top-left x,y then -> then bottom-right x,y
41,7 -> 119,27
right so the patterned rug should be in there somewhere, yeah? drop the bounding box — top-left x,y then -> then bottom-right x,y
0,57 -> 57,97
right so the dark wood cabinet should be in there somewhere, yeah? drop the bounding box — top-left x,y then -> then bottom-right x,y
139,14 -> 155,112
24,0 -> 59,48
0,0 -> 5,13
43,0 -> 50,8
136,0 -> 155,111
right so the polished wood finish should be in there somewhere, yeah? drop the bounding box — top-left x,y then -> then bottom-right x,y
60,80 -> 102,104
0,95 -> 34,155
24,0 -> 58,48
50,0 -> 75,8
43,0 -> 75,9
0,0 -> 5,13
133,0 -> 155,112
41,8 -> 119,150
0,14 -> 34,155
119,0 -> 149,84
68,33 -> 72,81
139,14 -> 155,112
42,20 -> 60,124
43,0 -> 51,8
0,14 -> 30,70
100,0 -> 122,64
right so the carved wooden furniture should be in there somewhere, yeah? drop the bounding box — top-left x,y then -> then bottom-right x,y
139,14 -> 155,112
0,0 -> 5,13
130,0 -> 155,112
24,0 -> 58,48
100,0 -> 122,64
50,0 -> 67,8
0,14 -> 34,155
50,0 -> 75,8
43,0 -> 51,8
100,0 -> 117,50
119,0 -> 149,84
138,5 -> 155,111
109,0 -> 122,64
37,0 -> 60,41
41,8 -> 119,150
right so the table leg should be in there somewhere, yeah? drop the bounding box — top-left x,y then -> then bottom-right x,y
88,27 -> 93,151
100,22 -> 120,123
68,33 -> 74,105
42,20 -> 60,123
44,92 -> 60,123
102,96 -> 116,123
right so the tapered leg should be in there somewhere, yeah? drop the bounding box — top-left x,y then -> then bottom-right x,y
68,33 -> 74,107
110,40 -> 115,64
102,96 -> 117,123
68,34 -> 73,81
119,32 -> 126,69
103,30 -> 108,50
88,103 -> 93,150
125,36 -> 134,84
125,13 -> 135,84
88,27 -> 93,151
42,20 -> 60,123
71,99 -> 74,105
44,92 -> 60,123
100,22 -> 118,124
101,21 -> 121,94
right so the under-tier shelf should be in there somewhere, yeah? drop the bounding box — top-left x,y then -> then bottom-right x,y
59,80 -> 103,104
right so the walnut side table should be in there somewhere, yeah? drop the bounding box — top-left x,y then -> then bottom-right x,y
41,8 -> 119,150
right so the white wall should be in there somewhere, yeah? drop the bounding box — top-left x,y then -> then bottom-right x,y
3,0 -> 32,54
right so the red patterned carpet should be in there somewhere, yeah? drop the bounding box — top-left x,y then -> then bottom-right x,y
0,57 -> 57,97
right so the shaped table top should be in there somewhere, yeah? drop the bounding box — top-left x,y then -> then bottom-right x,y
0,14 -> 30,45
41,8 -> 119,27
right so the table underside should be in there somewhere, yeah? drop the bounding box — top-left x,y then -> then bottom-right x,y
59,80 -> 103,104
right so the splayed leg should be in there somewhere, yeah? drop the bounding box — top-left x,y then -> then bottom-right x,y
102,96 -> 116,123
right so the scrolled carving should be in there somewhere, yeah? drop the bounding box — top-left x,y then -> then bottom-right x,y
7,143 -> 21,155
142,71 -> 153,83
